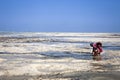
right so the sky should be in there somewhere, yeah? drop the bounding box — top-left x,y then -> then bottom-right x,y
0,0 -> 120,32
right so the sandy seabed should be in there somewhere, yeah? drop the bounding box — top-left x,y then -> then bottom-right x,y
0,32 -> 120,80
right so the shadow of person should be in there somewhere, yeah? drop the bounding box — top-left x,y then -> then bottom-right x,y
93,55 -> 102,61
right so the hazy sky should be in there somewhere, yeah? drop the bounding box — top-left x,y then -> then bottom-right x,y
0,0 -> 120,32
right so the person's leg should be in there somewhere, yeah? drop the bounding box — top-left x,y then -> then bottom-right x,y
92,47 -> 94,55
92,47 -> 97,56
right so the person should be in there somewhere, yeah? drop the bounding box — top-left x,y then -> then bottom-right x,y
90,42 -> 103,56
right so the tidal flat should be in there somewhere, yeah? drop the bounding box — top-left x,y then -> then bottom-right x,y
0,32 -> 120,80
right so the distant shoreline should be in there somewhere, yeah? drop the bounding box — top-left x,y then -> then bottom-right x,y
0,31 -> 120,33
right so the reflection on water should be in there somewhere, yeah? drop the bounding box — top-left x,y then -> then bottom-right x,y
103,46 -> 120,50
92,55 -> 102,61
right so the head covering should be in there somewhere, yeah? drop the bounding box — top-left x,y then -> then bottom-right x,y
96,42 -> 103,52
96,42 -> 102,47
90,42 -> 103,52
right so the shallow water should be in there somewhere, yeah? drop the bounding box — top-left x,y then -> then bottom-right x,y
0,32 -> 120,79
103,46 -> 120,50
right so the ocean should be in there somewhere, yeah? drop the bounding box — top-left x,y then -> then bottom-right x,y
0,32 -> 120,79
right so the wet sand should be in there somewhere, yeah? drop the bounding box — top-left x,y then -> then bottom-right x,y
0,71 -> 120,80
0,33 -> 120,80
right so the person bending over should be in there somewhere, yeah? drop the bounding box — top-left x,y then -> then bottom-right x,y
90,42 -> 103,56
